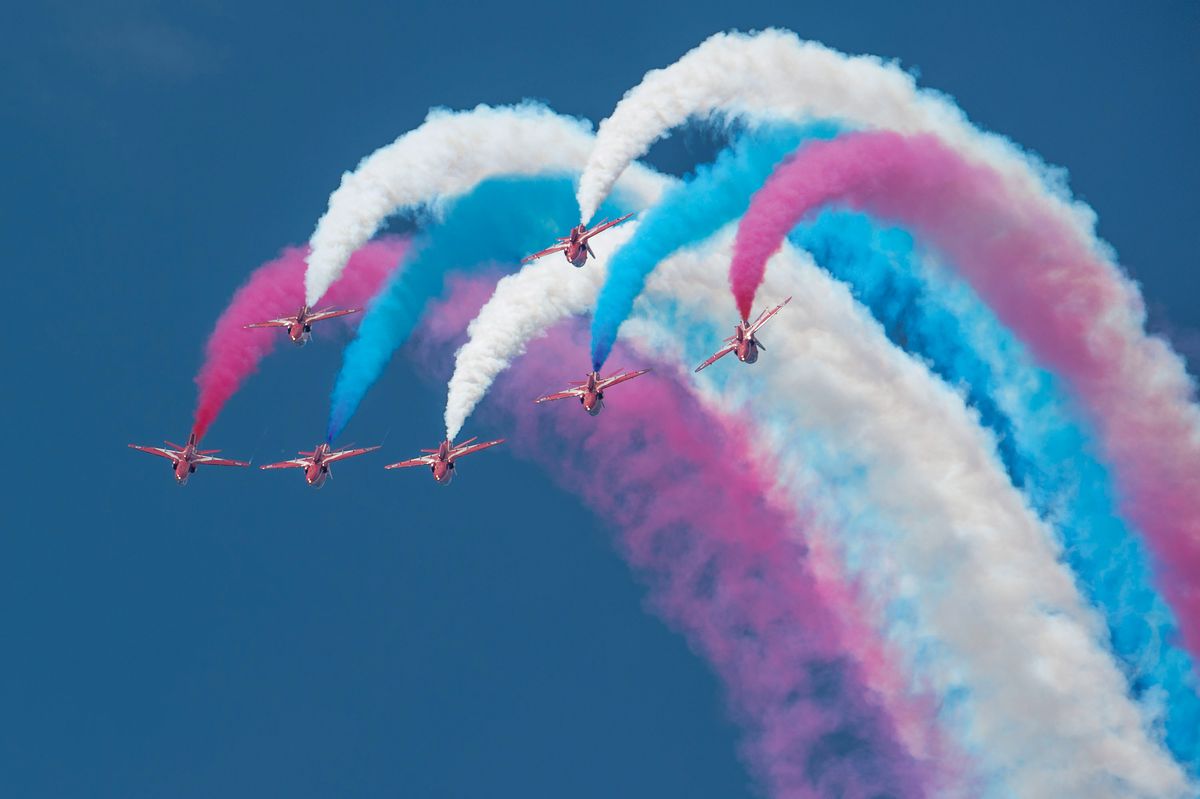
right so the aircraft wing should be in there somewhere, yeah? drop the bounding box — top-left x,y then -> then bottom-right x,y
384,454 -> 438,470
324,445 -> 381,464
521,244 -> 567,264
580,212 -> 634,241
196,454 -> 250,467
243,316 -> 296,329
747,296 -> 792,335
308,307 -> 361,324
128,444 -> 181,462
260,457 -> 311,470
449,438 -> 505,460
694,345 -> 736,373
534,387 -> 584,403
597,368 -> 650,391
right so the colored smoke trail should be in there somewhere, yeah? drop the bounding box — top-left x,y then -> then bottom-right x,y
441,230 -> 964,781
192,238 -> 408,442
305,103 -> 666,307
576,29 -> 1093,238
794,210 -> 1200,773
326,176 -> 638,442
436,170 -> 1187,792
588,123 -> 837,370
418,282 -> 940,799
730,130 -> 1200,661
443,221 -> 635,441
632,238 -> 1191,798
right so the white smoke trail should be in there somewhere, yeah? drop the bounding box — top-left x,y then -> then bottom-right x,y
575,29 -> 1095,241
447,225 -> 1189,797
626,237 -> 1191,799
443,228 -> 962,784
439,205 -> 1180,791
444,221 -> 638,440
304,103 -> 668,307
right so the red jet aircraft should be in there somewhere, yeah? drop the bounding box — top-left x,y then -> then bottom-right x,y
521,213 -> 634,268
128,433 -> 249,485
243,305 -> 361,345
259,442 -> 381,488
695,297 -> 792,373
384,437 -> 504,485
534,368 -> 650,416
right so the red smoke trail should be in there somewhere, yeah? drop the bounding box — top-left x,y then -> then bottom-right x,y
730,130 -> 1200,657
411,276 -> 961,799
192,238 -> 409,441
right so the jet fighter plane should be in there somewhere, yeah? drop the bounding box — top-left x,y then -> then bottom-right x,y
128,433 -> 249,485
243,305 -> 361,345
259,442 -> 381,488
534,368 -> 650,416
521,213 -> 633,268
694,297 -> 792,373
384,437 -> 504,485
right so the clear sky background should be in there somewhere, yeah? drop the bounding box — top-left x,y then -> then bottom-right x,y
3,2 -> 1197,797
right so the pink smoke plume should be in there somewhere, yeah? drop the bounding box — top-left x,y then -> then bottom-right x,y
730,130 -> 1200,655
192,238 -> 409,441
411,276 -> 961,799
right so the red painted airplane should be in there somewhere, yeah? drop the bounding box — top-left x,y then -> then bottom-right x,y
695,297 -> 792,373
384,437 -> 504,485
521,213 -> 634,268
243,305 -> 361,345
534,368 -> 650,416
128,433 -> 249,485
259,442 -> 381,488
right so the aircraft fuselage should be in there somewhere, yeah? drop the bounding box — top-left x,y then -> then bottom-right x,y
562,225 -> 591,267
174,456 -> 196,484
287,307 -> 314,345
733,324 -> 760,364
580,372 -> 605,415
432,460 -> 454,484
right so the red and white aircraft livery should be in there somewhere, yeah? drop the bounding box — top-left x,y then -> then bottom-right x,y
521,213 -> 634,268
259,442 -> 381,488
243,305 -> 361,345
694,297 -> 792,373
534,368 -> 650,416
384,437 -> 504,485
128,433 -> 249,485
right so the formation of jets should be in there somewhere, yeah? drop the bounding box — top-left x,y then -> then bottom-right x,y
131,215 -> 795,488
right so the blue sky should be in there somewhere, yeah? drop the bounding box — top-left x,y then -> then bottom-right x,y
3,2 -> 1197,796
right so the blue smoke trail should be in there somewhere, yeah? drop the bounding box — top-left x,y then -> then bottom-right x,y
792,210 -> 1200,774
327,175 -> 630,441
588,122 -> 841,370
